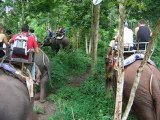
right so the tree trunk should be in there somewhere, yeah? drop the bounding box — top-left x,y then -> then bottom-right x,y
71,27 -> 80,49
91,3 -> 100,66
89,38 -> 91,54
85,35 -> 89,54
114,1 -> 125,120
122,20 -> 160,120
85,34 -> 92,55
76,28 -> 81,49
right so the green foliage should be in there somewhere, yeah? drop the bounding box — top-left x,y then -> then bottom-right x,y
28,18 -> 47,42
46,49 -> 92,91
47,53 -> 137,120
98,29 -> 113,57
0,0 -> 159,119
152,37 -> 160,68
33,105 -> 45,114
48,75 -> 113,120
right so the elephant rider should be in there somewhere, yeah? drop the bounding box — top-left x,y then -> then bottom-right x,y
107,34 -> 120,57
55,27 -> 66,40
5,29 -> 13,40
29,28 -> 38,41
10,24 -> 40,83
10,24 -> 39,59
0,23 -> 9,58
47,28 -> 54,38
135,19 -> 151,50
106,34 -> 120,67
58,27 -> 66,36
123,22 -> 134,51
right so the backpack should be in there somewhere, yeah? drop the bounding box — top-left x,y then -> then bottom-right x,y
12,34 -> 29,56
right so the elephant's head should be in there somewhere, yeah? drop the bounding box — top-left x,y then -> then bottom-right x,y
43,36 -> 52,46
105,55 -> 115,80
105,55 -> 113,92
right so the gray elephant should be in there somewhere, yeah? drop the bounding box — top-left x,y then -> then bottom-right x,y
0,69 -> 36,120
105,58 -> 160,120
34,49 -> 51,102
43,32 -> 70,53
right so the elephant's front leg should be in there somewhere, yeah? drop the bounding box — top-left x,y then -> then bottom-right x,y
35,65 -> 41,84
40,74 -> 48,103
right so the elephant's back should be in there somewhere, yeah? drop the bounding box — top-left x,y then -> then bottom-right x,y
124,60 -> 154,105
0,70 -> 31,120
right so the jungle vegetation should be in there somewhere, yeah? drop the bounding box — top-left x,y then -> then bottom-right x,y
0,0 -> 160,119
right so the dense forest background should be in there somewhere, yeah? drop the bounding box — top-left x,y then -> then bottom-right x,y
0,0 -> 160,120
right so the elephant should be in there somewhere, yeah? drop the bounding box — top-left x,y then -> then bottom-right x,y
105,57 -> 160,120
0,69 -> 36,120
34,49 -> 51,102
43,32 -> 70,53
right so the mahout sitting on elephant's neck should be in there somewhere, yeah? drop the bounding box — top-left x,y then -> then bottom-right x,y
43,33 -> 70,53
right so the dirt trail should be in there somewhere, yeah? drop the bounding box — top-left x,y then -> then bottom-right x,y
68,67 -> 91,87
34,101 -> 56,120
35,67 -> 91,120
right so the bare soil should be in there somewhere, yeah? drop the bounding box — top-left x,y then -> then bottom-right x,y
68,67 -> 91,87
34,100 -> 56,120
35,67 -> 91,120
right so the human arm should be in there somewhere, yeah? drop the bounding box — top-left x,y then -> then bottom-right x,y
9,34 -> 17,43
107,47 -> 112,56
2,34 -> 9,45
135,27 -> 139,37
34,47 -> 40,53
149,27 -> 152,37
32,37 -> 40,53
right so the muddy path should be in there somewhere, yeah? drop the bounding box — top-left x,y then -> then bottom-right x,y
35,67 -> 91,120
34,100 -> 56,120
68,67 -> 91,87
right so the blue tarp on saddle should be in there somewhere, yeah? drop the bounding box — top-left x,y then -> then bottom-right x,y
0,62 -> 34,97
0,63 -> 16,74
124,53 -> 155,67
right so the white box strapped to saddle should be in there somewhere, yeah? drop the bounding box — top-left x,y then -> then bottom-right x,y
12,34 -> 28,56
